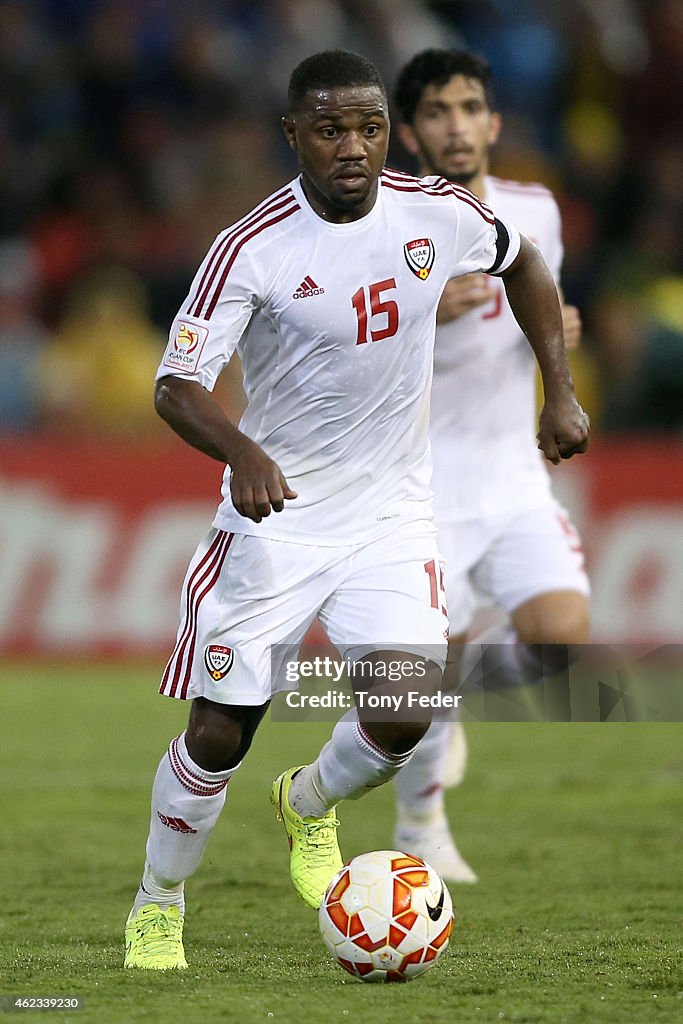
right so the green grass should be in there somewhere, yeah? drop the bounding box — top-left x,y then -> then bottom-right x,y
1,666 -> 681,1024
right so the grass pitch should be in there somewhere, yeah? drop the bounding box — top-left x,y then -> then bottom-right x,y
1,665 -> 681,1024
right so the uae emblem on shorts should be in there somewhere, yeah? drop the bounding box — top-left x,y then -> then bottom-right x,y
404,237 -> 435,280
204,644 -> 234,681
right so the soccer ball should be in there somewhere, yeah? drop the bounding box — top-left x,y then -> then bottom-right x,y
318,850 -> 454,982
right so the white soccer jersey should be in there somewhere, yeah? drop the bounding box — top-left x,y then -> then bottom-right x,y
430,175 -> 564,521
157,170 -> 519,544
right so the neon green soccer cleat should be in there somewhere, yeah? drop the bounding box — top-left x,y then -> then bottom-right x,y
124,903 -> 188,970
271,765 -> 343,909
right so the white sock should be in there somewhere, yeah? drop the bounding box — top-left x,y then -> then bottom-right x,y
133,732 -> 238,914
393,717 -> 452,827
135,861 -> 185,914
288,710 -> 415,818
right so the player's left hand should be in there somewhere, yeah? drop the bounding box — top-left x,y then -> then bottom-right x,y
537,391 -> 590,464
561,304 -> 582,350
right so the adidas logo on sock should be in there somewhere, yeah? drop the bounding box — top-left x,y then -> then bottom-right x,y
293,276 -> 325,299
157,812 -> 198,834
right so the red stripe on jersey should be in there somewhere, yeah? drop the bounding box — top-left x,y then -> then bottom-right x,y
190,191 -> 298,318
383,168 -> 494,220
160,531 -> 233,698
185,186 -> 292,317
382,168 -> 451,192
381,179 -> 452,201
381,167 -> 420,184
188,185 -> 294,317
382,168 -> 492,211
381,179 -> 495,225
450,181 -> 495,218
203,205 -> 300,319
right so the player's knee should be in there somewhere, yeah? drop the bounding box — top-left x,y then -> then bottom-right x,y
185,719 -> 241,772
186,699 -> 265,772
533,609 -> 589,647
515,594 -> 590,646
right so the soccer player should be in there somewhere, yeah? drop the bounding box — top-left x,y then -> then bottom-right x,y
391,49 -> 591,882
123,49 -> 589,970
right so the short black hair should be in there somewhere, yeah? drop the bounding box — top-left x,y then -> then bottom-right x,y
288,50 -> 386,113
394,49 -> 495,124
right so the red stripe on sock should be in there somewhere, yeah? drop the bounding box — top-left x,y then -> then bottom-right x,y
168,736 -> 228,797
356,722 -> 413,764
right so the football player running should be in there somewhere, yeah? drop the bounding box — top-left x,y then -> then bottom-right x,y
123,49 -> 588,969
391,49 -> 590,883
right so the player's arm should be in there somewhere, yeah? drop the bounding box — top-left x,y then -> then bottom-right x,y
499,234 -> 589,464
155,223 -> 297,523
154,376 -> 297,523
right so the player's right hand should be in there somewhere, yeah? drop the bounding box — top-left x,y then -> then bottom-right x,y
537,392 -> 590,465
436,273 -> 496,324
229,441 -> 298,522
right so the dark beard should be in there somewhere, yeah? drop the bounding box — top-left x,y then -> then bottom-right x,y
431,164 -> 477,187
446,169 -> 477,186
418,145 -> 479,186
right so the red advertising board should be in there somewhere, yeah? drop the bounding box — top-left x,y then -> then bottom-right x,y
553,440 -> 683,645
0,436 -> 220,656
1,437 -> 682,655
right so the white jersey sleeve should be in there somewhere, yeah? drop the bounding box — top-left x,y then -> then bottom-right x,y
419,177 -> 521,279
156,225 -> 264,391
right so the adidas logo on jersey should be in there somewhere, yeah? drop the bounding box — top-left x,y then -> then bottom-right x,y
293,276 -> 325,299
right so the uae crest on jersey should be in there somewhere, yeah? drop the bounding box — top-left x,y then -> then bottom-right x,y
204,644 -> 234,681
404,237 -> 435,280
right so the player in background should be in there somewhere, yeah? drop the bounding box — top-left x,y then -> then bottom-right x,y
123,49 -> 589,970
391,49 -> 590,883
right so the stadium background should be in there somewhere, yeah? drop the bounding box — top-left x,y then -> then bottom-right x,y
1,0 -> 682,658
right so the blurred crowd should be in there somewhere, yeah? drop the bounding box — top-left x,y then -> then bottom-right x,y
1,0 -> 682,438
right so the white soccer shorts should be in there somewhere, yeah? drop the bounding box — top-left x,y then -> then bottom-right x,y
159,521 -> 449,704
437,500 -> 590,636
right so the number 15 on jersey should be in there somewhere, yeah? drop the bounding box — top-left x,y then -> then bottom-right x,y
352,279 -> 399,345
